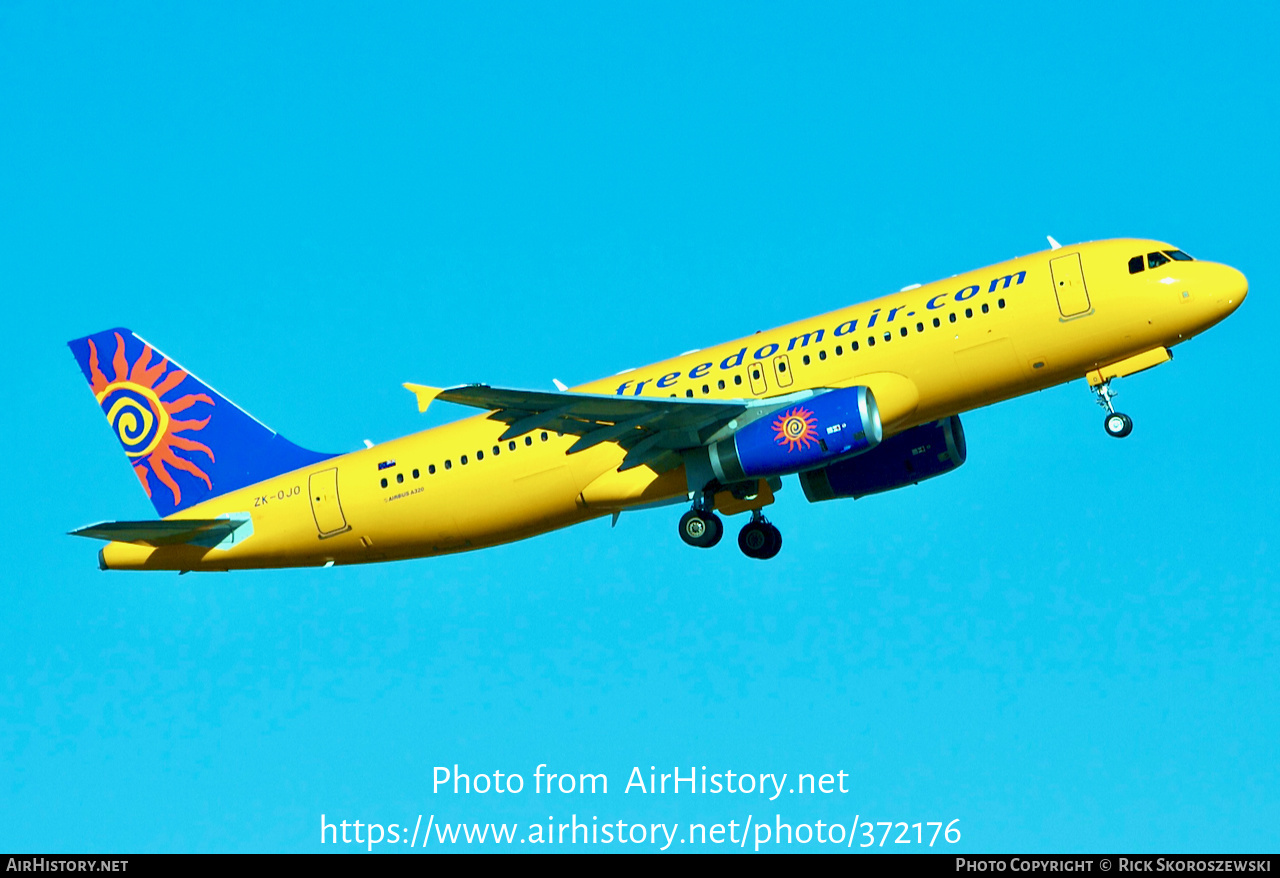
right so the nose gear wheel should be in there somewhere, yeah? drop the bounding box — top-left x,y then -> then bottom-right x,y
1092,381 -> 1134,439
1104,412 -> 1133,438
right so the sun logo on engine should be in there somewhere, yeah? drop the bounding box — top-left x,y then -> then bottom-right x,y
86,332 -> 215,508
772,406 -> 819,453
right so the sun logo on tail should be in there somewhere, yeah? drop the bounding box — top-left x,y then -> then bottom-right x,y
772,406 -> 819,453
86,332 -> 215,508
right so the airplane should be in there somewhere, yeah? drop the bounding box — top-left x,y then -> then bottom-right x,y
67,238 -> 1247,571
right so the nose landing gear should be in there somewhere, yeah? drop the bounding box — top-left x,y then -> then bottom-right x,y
1104,411 -> 1133,438
738,511 -> 782,560
1093,381 -> 1133,438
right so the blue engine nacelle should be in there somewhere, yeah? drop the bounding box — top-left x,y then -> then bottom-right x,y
708,386 -> 882,483
798,415 -> 966,502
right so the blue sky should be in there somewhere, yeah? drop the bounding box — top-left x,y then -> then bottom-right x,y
2,1 -> 1277,852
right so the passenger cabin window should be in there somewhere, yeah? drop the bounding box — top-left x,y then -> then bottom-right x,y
1148,251 -> 1171,269
1129,255 -> 1145,274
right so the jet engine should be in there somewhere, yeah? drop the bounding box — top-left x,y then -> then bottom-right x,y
798,415 -> 966,502
708,386 -> 882,483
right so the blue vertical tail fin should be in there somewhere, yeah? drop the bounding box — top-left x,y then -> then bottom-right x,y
67,328 -> 336,516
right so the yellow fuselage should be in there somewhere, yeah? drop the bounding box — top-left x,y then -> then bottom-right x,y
101,239 -> 1247,571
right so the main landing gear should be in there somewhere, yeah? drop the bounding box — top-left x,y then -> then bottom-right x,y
678,506 -> 723,548
677,504 -> 782,559
738,511 -> 782,560
1093,380 -> 1133,438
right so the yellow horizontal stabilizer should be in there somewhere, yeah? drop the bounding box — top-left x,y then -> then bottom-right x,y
69,518 -> 245,547
403,383 -> 444,413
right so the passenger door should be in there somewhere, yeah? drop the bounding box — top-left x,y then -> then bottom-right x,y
308,467 -> 350,538
1050,252 -> 1092,318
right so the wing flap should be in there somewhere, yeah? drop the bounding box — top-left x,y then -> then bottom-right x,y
407,382 -> 749,448
432,384 -> 743,428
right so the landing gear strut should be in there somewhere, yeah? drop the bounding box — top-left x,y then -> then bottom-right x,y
1093,381 -> 1133,438
678,506 -> 723,548
738,511 -> 782,560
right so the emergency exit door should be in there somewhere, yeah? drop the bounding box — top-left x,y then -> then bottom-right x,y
309,467 -> 350,538
1049,252 -> 1092,318
772,354 -> 794,388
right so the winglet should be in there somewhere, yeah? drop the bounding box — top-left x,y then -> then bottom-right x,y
403,383 -> 444,413
1047,235 -> 1062,250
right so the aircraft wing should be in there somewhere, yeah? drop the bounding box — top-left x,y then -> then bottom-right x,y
69,518 -> 247,547
404,382 -> 808,473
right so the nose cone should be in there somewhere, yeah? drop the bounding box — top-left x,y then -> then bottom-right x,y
1221,264 -> 1248,310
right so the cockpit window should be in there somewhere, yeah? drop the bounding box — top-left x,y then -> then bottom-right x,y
1128,255 -> 1144,274
1148,251 -> 1171,269
1164,249 -> 1194,261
